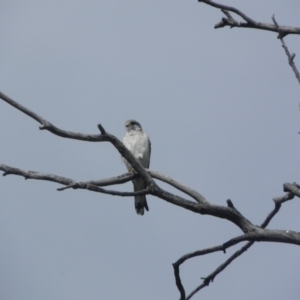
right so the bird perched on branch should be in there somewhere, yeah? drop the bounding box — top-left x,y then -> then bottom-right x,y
123,120 -> 151,215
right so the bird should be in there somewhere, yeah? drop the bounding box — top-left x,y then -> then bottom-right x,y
123,120 -> 151,215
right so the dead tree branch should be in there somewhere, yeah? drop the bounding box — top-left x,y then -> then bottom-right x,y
272,15 -> 300,85
174,189 -> 298,300
2,92 -> 300,240
1,91 -> 300,300
198,0 -> 300,36
0,91 -> 255,232
198,1 -> 300,87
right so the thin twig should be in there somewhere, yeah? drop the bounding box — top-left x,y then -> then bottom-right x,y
173,235 -> 248,300
186,241 -> 254,299
272,15 -> 300,85
76,184 -> 149,197
58,173 -> 136,190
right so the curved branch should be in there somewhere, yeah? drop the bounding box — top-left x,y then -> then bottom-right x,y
173,235 -> 247,300
0,161 -> 208,205
59,173 -> 136,190
200,0 -> 257,24
2,93 -> 299,239
0,90 -> 156,192
283,182 -> 300,199
186,240 -> 254,300
1,164 -> 74,185
0,164 -> 148,197
174,191 -> 297,299
199,0 -> 300,35
148,170 -> 209,204
65,183 -> 149,197
0,163 -> 260,233
0,162 -> 259,234
2,91 -> 300,300
173,235 -> 245,300
0,91 -> 110,142
272,16 -> 300,85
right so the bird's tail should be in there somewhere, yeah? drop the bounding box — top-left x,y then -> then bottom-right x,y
134,195 -> 149,215
133,177 -> 149,215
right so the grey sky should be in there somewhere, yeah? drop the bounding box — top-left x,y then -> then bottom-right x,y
1,1 -> 300,299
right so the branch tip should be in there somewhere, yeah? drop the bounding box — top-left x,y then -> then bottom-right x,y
97,124 -> 106,135
226,199 -> 234,208
291,53 -> 295,61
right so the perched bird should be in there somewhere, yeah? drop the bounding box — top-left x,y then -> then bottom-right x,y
123,120 -> 151,215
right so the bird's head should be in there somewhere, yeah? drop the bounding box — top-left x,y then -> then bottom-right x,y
125,120 -> 142,132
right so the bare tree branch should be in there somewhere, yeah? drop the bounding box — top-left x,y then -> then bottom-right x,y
174,190 -> 299,299
58,170 -> 209,204
72,184 -> 149,197
57,173 -> 136,191
1,133 -> 299,243
148,170 -> 209,204
0,161 -> 208,205
0,91 -> 109,142
272,15 -> 300,85
1,164 -> 74,185
198,0 -> 300,35
283,182 -> 300,198
0,92 -> 259,233
0,90 -> 157,194
0,161 -> 252,232
0,164 -> 148,197
185,240 -> 254,300
173,235 -> 247,300
1,90 -> 300,300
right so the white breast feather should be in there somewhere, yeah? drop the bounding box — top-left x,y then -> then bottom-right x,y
123,131 -> 150,169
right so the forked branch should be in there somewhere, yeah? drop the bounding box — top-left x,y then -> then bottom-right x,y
174,189 -> 299,300
198,1 -> 300,86
272,15 -> 300,85
198,0 -> 300,36
1,91 -> 300,300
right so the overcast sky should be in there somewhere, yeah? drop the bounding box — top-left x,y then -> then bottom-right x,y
1,1 -> 300,299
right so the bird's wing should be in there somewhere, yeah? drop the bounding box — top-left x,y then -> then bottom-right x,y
140,133 -> 151,168
122,134 -> 135,170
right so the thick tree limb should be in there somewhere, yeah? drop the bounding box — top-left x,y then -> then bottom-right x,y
0,91 -> 157,193
1,153 -> 297,250
1,91 -> 300,300
0,91 -> 257,233
0,163 -> 207,204
0,162 -> 253,232
198,0 -> 300,36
